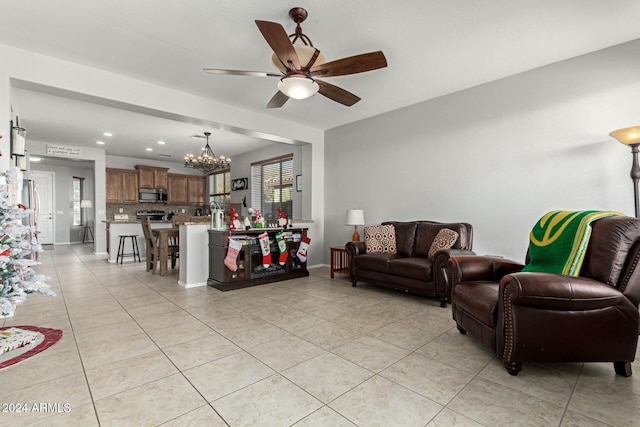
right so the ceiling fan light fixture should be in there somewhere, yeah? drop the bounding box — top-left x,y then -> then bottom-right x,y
278,76 -> 319,99
271,45 -> 325,73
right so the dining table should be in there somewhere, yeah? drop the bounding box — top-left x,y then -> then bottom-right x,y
152,227 -> 180,276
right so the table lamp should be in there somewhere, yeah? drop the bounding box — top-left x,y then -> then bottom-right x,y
346,209 -> 365,241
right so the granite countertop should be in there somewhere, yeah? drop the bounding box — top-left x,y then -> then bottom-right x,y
103,220 -> 172,224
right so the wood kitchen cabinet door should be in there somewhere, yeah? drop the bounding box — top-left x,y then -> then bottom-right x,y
167,174 -> 188,205
187,176 -> 205,206
106,168 -> 139,204
136,165 -> 168,190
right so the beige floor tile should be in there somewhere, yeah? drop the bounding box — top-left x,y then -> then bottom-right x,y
567,375 -> 640,426
333,335 -> 410,372
248,333 -> 326,371
134,308 -> 198,332
219,319 -> 287,349
479,357 -> 579,406
560,410 -> 613,427
282,352 -> 372,403
163,333 -> 241,371
117,291 -> 169,308
329,375 -> 442,426
295,321 -> 363,350
126,300 -> 182,319
417,328 -> 496,374
160,404 -> 227,426
70,309 -> 133,332
368,320 -> 439,351
0,348 -> 84,392
95,373 -> 206,426
426,408 -> 485,426
146,318 -> 215,348
295,406 -> 358,426
183,351 -> 274,401
400,310 -> 456,334
447,377 -> 565,426
79,332 -> 158,369
86,350 -> 179,400
380,353 -> 474,405
26,403 -> 100,427
74,318 -> 143,348
213,374 -> 323,425
0,372 -> 92,425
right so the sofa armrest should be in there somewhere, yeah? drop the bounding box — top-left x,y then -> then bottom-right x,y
345,241 -> 366,258
448,255 -> 524,285
433,249 -> 476,304
500,272 -> 628,311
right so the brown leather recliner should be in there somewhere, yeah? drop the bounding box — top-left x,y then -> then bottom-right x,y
448,216 -> 640,376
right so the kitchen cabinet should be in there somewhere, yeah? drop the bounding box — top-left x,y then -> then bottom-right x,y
167,174 -> 188,205
168,173 -> 205,206
136,165 -> 168,190
106,168 -> 138,204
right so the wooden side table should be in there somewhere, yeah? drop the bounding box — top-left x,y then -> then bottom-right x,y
330,246 -> 350,279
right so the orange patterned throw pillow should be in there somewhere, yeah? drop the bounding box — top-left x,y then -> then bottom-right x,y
365,224 -> 397,254
428,228 -> 459,259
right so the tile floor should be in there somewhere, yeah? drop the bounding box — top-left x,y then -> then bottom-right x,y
1,243 -> 639,426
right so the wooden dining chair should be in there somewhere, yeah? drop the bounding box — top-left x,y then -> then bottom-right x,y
141,216 -> 179,273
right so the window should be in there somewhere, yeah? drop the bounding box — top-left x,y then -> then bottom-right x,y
251,154 -> 293,220
209,171 -> 231,209
72,177 -> 84,226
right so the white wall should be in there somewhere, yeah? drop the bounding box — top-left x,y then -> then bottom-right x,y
324,39 -> 640,262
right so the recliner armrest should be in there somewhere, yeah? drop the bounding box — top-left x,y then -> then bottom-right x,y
449,255 -> 524,284
433,249 -> 476,303
501,272 -> 628,310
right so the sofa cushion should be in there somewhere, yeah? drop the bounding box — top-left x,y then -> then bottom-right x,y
414,223 -> 443,257
354,252 -> 400,274
428,228 -> 459,259
388,257 -> 433,281
383,222 -> 417,257
365,224 -> 397,254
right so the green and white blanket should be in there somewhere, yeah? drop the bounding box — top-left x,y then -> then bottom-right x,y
521,210 -> 623,276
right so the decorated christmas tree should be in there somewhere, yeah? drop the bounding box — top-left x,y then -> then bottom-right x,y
0,167 -> 54,316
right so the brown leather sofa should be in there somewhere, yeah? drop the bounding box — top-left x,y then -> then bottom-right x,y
345,221 -> 474,307
448,215 -> 640,376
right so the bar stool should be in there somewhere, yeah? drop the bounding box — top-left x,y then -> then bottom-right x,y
116,235 -> 141,264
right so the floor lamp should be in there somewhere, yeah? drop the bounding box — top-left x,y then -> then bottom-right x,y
610,126 -> 640,218
80,199 -> 94,243
346,209 -> 365,242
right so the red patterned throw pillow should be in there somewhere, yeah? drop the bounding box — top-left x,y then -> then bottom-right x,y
365,224 -> 397,254
428,228 -> 459,259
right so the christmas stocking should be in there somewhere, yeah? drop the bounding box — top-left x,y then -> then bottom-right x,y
276,231 -> 288,265
296,236 -> 311,262
224,239 -> 242,272
258,232 -> 272,267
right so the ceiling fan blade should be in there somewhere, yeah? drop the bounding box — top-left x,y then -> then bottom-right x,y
266,91 -> 289,109
203,69 -> 281,78
310,51 -> 387,78
316,80 -> 361,106
255,20 -> 301,71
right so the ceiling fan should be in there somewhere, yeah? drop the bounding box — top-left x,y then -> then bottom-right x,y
203,7 -> 388,108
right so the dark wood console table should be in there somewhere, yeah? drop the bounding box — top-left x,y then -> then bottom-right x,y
208,228 -> 309,291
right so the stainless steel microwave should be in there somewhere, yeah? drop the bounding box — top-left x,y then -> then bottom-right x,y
138,190 -> 167,203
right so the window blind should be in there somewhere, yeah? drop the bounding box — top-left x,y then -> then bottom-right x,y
251,155 -> 293,220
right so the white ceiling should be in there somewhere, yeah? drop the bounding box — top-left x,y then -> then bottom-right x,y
3,0 -> 640,165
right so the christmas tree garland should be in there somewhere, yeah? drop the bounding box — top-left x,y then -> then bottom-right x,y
0,167 -> 54,315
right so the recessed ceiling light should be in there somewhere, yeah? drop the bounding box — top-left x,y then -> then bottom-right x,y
103,132 -> 113,137
29,156 -> 42,162
157,140 -> 165,145
145,148 -> 153,151
96,141 -> 105,145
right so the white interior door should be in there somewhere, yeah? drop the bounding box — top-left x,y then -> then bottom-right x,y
32,171 -> 54,245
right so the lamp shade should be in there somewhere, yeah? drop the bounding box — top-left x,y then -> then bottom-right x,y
610,126 -> 640,145
80,200 -> 92,208
346,209 -> 365,226
11,126 -> 26,156
277,76 -> 319,100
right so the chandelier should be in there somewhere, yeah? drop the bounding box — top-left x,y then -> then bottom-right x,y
184,131 -> 231,174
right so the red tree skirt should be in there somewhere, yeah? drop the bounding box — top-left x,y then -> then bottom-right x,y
0,325 -> 63,370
